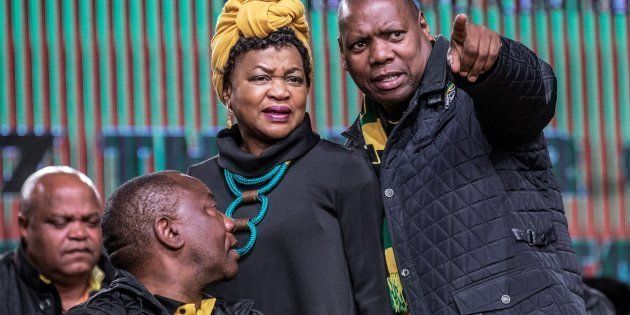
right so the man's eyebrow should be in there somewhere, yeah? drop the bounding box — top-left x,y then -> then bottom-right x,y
46,214 -> 67,220
379,20 -> 402,29
345,34 -> 368,44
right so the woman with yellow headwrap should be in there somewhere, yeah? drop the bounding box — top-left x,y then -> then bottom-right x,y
188,0 -> 392,314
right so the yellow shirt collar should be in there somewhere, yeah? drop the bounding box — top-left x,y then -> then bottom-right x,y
173,298 -> 217,315
39,266 -> 104,292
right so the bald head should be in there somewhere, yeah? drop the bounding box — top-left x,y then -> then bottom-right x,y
338,0 -> 419,32
20,166 -> 101,219
101,171 -> 186,271
18,166 -> 103,283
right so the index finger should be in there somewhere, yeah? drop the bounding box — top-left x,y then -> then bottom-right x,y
451,14 -> 468,43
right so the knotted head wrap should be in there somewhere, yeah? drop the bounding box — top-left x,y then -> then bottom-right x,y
211,0 -> 312,104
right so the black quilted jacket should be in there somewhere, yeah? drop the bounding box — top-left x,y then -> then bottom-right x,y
67,270 -> 262,315
343,36 -> 586,314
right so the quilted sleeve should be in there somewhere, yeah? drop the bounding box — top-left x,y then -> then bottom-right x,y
335,151 -> 394,315
453,36 -> 557,145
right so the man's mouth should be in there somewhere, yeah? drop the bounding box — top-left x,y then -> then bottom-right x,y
64,248 -> 92,256
372,73 -> 405,91
228,242 -> 240,258
228,237 -> 239,251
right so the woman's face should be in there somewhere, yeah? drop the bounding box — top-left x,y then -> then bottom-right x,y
224,45 -> 308,146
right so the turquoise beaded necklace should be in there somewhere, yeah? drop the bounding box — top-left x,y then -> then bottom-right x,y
223,161 -> 291,256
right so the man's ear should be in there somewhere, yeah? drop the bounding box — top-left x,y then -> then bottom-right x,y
18,213 -> 29,240
338,37 -> 349,71
154,216 -> 184,251
418,11 -> 434,42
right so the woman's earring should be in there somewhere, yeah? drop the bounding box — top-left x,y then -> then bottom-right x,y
227,107 -> 234,129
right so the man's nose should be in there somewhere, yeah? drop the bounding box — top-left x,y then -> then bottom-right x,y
220,212 -> 238,232
67,222 -> 88,240
369,39 -> 395,65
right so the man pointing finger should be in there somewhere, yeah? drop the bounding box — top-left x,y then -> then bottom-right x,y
448,14 -> 501,82
338,0 -> 586,313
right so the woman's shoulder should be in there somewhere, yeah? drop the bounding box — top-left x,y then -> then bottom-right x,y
315,138 -> 355,154
187,155 -> 221,178
312,140 -> 380,195
311,139 -> 372,170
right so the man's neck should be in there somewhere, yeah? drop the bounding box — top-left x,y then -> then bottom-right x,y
140,276 -> 203,307
53,275 -> 91,312
27,253 -> 93,311
380,103 -> 406,121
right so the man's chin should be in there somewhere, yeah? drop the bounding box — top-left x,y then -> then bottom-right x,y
223,263 -> 239,279
60,259 -> 97,275
368,87 -> 414,108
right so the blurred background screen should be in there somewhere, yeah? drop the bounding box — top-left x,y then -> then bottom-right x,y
0,0 -> 629,284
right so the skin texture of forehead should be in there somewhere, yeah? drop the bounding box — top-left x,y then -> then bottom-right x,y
166,172 -> 205,194
21,168 -> 101,218
39,177 -> 98,215
165,172 -> 212,210
338,0 -> 419,32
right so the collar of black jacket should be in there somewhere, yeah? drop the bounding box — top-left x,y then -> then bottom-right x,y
414,36 -> 450,101
153,294 -> 190,314
97,249 -> 116,288
97,269 -> 170,314
217,113 -> 320,177
13,243 -> 115,295
13,243 -> 58,294
98,269 -> 257,315
343,36 -> 451,143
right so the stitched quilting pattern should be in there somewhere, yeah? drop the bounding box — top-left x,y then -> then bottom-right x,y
380,39 -> 585,314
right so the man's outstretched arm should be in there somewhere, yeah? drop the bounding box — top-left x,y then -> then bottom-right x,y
448,14 -> 556,145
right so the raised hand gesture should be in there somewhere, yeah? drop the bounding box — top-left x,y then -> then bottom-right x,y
447,14 -> 501,83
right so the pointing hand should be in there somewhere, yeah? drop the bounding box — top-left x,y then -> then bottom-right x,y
447,14 -> 501,82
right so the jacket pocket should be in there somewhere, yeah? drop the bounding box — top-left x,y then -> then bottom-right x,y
452,264 -> 552,314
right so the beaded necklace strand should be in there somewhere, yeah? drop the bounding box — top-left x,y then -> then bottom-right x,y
223,161 -> 291,256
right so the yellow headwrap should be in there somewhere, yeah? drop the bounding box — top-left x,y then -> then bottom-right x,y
211,0 -> 311,104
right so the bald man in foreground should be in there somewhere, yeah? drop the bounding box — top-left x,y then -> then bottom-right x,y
0,166 -> 115,314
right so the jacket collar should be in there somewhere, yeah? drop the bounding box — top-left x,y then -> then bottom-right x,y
343,36 -> 450,142
13,244 -> 57,294
14,243 -> 115,294
97,269 -> 169,314
341,115 -> 363,145
100,269 -> 257,315
217,113 -> 320,177
415,36 -> 450,100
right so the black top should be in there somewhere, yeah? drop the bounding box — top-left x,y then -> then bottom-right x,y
188,117 -> 392,315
